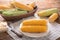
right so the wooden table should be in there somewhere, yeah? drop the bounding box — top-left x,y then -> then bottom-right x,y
0,0 -> 60,40
0,32 -> 13,40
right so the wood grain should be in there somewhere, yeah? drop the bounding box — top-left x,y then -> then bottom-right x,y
0,32 -> 13,40
0,0 -> 60,40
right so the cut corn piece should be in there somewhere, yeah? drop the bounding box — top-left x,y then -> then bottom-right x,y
21,26 -> 47,33
22,19 -> 47,26
48,13 -> 58,22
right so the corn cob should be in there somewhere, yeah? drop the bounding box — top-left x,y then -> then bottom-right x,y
12,1 -> 33,11
22,19 -> 47,26
48,13 -> 58,22
21,26 -> 47,33
38,8 -> 58,17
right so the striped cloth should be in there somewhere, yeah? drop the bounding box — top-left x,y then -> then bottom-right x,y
7,16 -> 60,40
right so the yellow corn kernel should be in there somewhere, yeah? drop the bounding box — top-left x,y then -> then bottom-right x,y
12,1 -> 33,11
21,26 -> 47,33
22,19 -> 47,26
48,13 -> 58,22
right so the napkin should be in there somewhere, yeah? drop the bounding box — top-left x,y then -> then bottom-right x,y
7,16 -> 60,40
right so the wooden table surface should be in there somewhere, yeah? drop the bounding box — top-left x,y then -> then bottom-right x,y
0,0 -> 60,40
0,32 -> 13,40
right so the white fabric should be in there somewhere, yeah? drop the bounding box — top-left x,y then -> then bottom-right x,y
7,16 -> 60,40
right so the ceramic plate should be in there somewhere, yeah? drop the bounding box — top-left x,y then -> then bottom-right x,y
19,20 -> 49,38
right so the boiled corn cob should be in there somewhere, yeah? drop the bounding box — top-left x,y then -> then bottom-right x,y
22,19 -> 47,26
48,13 -> 58,22
21,26 -> 47,33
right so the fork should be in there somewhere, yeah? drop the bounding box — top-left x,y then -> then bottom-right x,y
7,22 -> 23,40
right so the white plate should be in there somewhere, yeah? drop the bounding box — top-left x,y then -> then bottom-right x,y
19,20 -> 49,38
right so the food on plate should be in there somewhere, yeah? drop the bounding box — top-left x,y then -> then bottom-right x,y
2,9 -> 27,16
22,19 -> 47,26
21,26 -> 47,33
0,22 -> 8,32
11,1 -> 33,11
48,13 -> 58,22
20,19 -> 48,33
37,8 -> 58,17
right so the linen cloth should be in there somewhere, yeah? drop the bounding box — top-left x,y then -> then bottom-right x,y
7,16 -> 60,40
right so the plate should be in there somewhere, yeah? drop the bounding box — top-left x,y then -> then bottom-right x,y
19,21 -> 49,38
